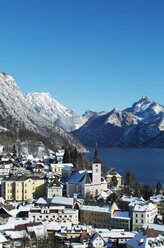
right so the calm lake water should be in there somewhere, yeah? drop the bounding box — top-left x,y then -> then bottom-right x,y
85,147 -> 164,187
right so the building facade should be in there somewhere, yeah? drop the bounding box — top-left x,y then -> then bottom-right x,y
66,147 -> 107,198
80,203 -> 117,228
1,175 -> 45,201
132,202 -> 158,231
29,206 -> 79,224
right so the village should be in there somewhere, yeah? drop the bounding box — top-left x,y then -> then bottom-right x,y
0,145 -> 163,248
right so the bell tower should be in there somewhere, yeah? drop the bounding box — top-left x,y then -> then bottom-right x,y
92,143 -> 101,185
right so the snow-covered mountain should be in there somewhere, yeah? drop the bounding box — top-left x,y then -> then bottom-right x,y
72,97 -> 164,147
0,72 -> 86,155
25,92 -> 90,132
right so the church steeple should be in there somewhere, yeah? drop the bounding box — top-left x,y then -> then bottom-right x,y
93,142 -> 101,163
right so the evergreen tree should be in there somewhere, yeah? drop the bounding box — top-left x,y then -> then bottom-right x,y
12,144 -> 17,158
110,176 -> 118,188
63,148 -> 71,163
156,181 -> 162,195
141,184 -> 155,200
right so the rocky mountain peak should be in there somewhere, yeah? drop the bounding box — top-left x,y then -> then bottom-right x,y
0,72 -> 86,154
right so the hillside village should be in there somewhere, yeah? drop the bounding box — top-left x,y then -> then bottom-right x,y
0,145 -> 163,248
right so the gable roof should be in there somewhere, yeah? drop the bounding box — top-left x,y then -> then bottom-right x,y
67,170 -> 88,184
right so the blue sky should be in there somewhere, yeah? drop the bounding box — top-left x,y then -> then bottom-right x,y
0,0 -> 164,114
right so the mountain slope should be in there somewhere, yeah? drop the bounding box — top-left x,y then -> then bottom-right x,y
72,97 -> 164,147
25,92 -> 91,132
0,72 -> 86,155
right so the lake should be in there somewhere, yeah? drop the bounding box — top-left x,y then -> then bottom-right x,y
85,147 -> 164,187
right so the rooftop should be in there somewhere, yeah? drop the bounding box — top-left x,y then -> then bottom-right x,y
81,205 -> 112,213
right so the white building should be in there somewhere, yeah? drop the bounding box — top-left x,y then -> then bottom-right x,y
66,147 -> 107,198
90,232 -> 106,248
132,202 -> 158,231
29,205 -> 79,224
126,228 -> 164,248
95,229 -> 136,244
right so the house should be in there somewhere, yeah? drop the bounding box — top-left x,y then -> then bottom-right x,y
106,168 -> 122,187
111,210 -> 131,231
46,179 -> 63,198
143,223 -> 164,236
0,206 -> 15,224
51,195 -> 84,209
121,195 -> 145,211
55,149 -> 65,163
132,202 -> 158,231
30,162 -> 44,173
96,229 -> 136,244
1,174 -> 45,201
50,163 -> 73,174
0,164 -> 10,176
66,146 -> 107,198
80,203 -> 118,229
29,205 -> 79,224
150,195 -> 164,215
90,232 -> 106,248
126,228 -> 164,248
60,224 -> 92,240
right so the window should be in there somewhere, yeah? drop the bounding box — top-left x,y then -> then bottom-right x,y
96,169 -> 98,173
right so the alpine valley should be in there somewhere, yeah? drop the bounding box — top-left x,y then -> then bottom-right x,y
1,72 -> 164,154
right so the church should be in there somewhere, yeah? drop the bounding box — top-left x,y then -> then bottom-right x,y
66,146 -> 107,198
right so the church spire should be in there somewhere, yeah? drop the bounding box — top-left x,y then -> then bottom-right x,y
93,142 -> 101,163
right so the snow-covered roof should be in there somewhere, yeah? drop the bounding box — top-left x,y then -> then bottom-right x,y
27,223 -> 47,240
122,195 -> 144,203
133,202 -> 157,212
106,168 -> 122,178
90,232 -> 104,243
51,163 -> 73,168
0,233 -> 7,243
99,230 -> 136,239
43,221 -> 72,231
81,205 -> 111,213
5,230 -> 29,240
36,197 -> 47,205
126,230 -> 164,248
67,170 -> 87,184
62,166 -> 73,171
51,196 -> 74,206
7,217 -> 33,226
143,223 -> 164,233
150,195 -> 164,203
112,211 -> 130,220
0,197 -> 5,203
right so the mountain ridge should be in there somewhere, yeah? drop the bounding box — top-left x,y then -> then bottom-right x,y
72,97 -> 164,147
0,72 -> 86,156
